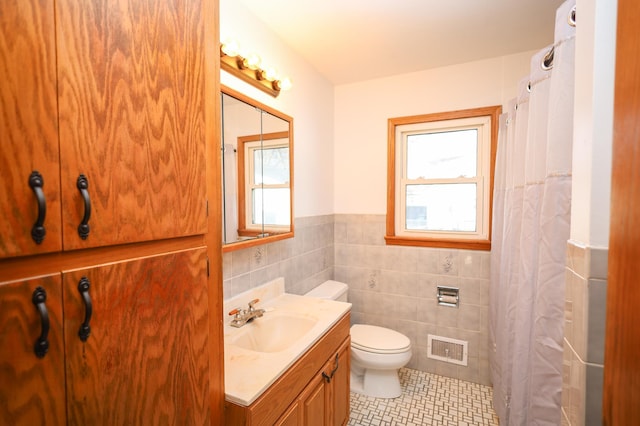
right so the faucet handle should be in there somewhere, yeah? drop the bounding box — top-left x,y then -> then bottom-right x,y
228,307 -> 243,317
248,298 -> 260,309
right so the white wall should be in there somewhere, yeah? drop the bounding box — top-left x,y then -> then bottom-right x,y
220,0 -> 335,217
571,0 -> 616,247
333,52 -> 536,214
222,0 -> 616,244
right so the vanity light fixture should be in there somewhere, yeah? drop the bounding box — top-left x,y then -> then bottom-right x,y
220,40 -> 292,97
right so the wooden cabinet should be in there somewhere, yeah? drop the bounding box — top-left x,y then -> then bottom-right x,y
225,313 -> 351,426
0,275 -> 66,425
275,338 -> 351,426
62,249 -> 210,424
0,0 -> 61,258
0,0 -> 222,424
1,0 -> 207,259
0,249 -> 212,425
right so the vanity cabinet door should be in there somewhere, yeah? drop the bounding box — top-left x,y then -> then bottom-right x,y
0,0 -> 62,259
274,372 -> 326,426
0,274 -> 66,425
328,338 -> 351,426
56,0 -> 207,250
63,248 -> 209,424
300,373 -> 327,426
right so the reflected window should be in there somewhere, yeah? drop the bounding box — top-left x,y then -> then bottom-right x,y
238,132 -> 290,235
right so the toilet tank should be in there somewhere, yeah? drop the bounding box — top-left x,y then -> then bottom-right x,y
305,280 -> 348,302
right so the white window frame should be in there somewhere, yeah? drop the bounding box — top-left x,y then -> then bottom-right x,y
386,106 -> 501,250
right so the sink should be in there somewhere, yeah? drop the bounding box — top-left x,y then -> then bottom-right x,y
229,312 -> 317,353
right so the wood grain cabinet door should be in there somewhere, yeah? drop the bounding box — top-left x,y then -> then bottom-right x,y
62,248 -> 210,425
330,338 -> 351,426
0,274 -> 66,425
0,0 -> 62,258
55,0 -> 207,250
299,373 -> 326,426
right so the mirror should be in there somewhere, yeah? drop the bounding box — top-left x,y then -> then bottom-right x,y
221,85 -> 294,252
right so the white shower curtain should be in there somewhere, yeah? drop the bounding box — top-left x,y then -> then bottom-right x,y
490,1 -> 576,424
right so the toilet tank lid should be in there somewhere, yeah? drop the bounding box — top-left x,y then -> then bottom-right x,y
304,280 -> 348,300
351,324 -> 411,352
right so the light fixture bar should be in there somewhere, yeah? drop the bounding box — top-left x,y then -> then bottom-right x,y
220,45 -> 281,97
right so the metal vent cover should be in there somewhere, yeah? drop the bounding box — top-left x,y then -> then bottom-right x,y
427,334 -> 468,366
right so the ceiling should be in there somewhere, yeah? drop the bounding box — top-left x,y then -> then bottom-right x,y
236,0 -> 566,85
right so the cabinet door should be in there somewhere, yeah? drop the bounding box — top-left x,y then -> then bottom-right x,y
0,0 -> 62,258
55,0 -> 207,250
329,338 -> 351,426
63,248 -> 209,424
0,275 -> 66,425
299,373 -> 326,426
274,402 -> 301,426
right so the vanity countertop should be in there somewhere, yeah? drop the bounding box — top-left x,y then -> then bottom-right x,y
223,278 -> 351,406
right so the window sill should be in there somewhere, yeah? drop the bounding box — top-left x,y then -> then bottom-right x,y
384,235 -> 490,251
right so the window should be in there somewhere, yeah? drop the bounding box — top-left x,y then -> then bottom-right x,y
386,106 -> 501,250
237,131 -> 290,236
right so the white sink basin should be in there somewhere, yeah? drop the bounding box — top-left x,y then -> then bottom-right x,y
229,312 -> 317,353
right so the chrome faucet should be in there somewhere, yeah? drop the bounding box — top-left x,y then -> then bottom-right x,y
228,298 -> 265,328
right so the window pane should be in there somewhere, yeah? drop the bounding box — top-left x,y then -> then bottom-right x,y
405,184 -> 476,232
406,130 -> 477,179
254,147 -> 289,185
252,188 -> 290,226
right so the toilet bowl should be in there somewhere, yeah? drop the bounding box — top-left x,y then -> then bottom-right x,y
305,280 -> 413,399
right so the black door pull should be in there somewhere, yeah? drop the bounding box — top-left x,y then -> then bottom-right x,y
76,174 -> 91,239
77,277 -> 92,342
29,171 -> 46,244
322,353 -> 340,383
32,286 -> 50,358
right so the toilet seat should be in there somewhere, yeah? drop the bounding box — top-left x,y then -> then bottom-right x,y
350,324 -> 411,354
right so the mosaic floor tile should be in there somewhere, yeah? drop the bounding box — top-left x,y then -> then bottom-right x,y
348,368 -> 500,426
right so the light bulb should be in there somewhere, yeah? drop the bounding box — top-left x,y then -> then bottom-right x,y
278,77 -> 292,91
243,53 -> 261,70
263,66 -> 278,81
220,39 -> 240,57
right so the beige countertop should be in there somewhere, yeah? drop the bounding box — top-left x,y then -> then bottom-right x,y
223,278 -> 351,406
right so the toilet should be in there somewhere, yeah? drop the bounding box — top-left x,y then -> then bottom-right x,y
305,280 -> 412,399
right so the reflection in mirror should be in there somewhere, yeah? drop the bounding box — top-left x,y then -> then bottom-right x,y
221,86 -> 294,252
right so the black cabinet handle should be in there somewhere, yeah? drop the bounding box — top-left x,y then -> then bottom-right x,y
77,277 -> 92,342
29,171 -> 46,244
32,286 -> 50,358
322,353 -> 340,383
76,175 -> 91,239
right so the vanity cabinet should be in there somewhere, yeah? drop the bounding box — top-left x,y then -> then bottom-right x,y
0,0 -> 223,423
275,337 -> 351,426
225,313 -> 351,426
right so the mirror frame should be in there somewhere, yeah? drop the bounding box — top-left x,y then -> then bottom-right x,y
221,85 -> 294,253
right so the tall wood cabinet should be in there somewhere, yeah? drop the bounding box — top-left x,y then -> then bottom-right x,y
0,0 -> 222,424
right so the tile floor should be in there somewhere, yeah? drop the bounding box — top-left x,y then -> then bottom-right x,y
348,368 -> 500,426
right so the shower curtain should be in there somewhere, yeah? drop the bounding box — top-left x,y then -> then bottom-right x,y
489,0 -> 576,424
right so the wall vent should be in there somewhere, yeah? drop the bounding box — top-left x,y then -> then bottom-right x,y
427,334 -> 468,366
